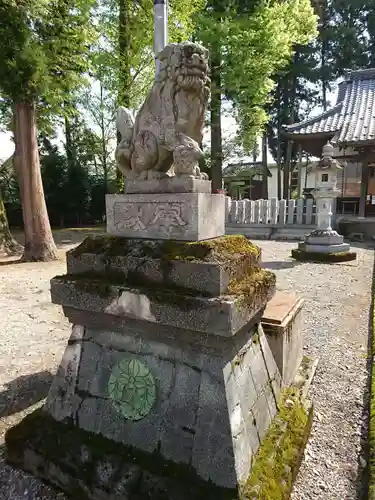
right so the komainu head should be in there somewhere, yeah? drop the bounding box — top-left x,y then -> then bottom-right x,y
157,42 -> 210,93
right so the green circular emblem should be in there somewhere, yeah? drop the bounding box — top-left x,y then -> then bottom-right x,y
107,358 -> 156,421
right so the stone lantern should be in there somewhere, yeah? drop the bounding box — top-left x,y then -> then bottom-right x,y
293,142 -> 354,259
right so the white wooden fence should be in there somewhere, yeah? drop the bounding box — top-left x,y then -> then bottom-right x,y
225,197 -> 317,240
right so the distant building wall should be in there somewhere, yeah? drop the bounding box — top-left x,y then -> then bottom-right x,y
267,165 -> 315,199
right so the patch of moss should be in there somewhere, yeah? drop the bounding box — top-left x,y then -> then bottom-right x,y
70,235 -> 133,258
252,333 -> 260,345
291,249 -> 357,263
165,235 -> 261,262
227,269 -> 276,308
240,389 -> 312,500
70,234 -> 261,265
53,273 -> 120,298
5,409 -> 236,500
368,280 -> 375,499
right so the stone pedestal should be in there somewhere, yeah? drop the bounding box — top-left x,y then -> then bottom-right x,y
106,181 -> 225,241
261,292 -> 304,387
5,234 -> 281,500
298,229 -> 350,254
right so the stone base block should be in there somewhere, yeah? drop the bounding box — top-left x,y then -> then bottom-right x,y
298,242 -> 350,254
5,322 -> 281,498
51,270 -> 275,337
66,235 -> 262,298
106,192 -> 225,241
261,292 -> 304,387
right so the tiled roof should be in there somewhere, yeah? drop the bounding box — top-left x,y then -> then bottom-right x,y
284,68 -> 375,146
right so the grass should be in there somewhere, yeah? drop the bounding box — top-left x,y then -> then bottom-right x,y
368,271 -> 375,499
240,389 -> 312,500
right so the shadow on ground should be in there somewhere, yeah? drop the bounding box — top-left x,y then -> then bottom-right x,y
345,240 -> 375,251
11,226 -> 105,249
0,371 -> 53,419
262,260 -> 302,270
0,443 -> 66,500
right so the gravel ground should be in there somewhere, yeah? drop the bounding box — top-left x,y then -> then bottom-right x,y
0,236 -> 373,500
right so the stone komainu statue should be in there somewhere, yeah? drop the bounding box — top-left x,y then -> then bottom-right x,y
115,42 -> 210,180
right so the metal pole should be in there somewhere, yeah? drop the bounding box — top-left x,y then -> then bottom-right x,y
154,0 -> 168,75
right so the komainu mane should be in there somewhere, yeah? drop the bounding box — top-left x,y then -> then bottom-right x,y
115,42 -> 210,180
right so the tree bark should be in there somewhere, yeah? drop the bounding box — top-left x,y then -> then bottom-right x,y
99,83 -> 108,192
320,4 -> 328,111
261,132 -> 268,199
64,112 -> 75,171
117,0 -> 132,194
0,188 -> 23,256
210,45 -> 223,193
276,81 -> 282,200
13,102 -> 58,261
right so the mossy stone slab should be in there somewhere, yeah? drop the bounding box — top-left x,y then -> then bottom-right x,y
50,271 -> 275,337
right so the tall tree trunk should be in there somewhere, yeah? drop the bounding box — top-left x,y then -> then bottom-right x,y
320,5 -> 328,110
261,133 -> 268,199
13,102 -> 57,261
210,45 -> 223,193
64,113 -> 75,170
0,188 -> 22,256
117,0 -> 132,194
282,54 -> 297,199
100,83 -> 108,192
276,81 -> 282,200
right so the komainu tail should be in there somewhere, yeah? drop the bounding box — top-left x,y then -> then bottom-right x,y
115,107 -> 135,177
116,106 -> 134,141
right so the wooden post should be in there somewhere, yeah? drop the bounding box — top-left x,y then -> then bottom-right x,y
358,159 -> 369,218
296,143 -> 303,198
283,140 -> 293,199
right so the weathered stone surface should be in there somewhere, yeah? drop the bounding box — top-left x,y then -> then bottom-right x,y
39,317 -> 280,494
298,241 -> 350,254
106,192 -> 225,241
245,413 -> 260,458
125,177 -> 212,194
5,409 -> 237,500
262,291 -> 304,387
248,341 -> 270,397
51,276 -> 274,337
66,252 -> 106,275
252,391 -> 272,441
305,232 -> 344,245
64,308 -> 238,355
44,339 -> 82,422
162,364 -> 201,429
258,323 -> 279,381
236,366 -> 257,417
192,372 -> 237,488
66,236 -> 262,297
70,324 -> 85,342
115,43 -> 210,182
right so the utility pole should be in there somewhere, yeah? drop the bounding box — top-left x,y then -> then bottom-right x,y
154,0 -> 168,75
